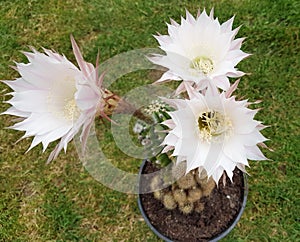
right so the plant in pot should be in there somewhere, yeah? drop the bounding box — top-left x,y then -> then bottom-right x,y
1,8 -> 269,242
133,9 -> 269,241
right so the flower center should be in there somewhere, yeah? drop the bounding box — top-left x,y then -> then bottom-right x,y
64,98 -> 80,121
197,111 -> 232,141
190,56 -> 214,74
47,76 -> 80,122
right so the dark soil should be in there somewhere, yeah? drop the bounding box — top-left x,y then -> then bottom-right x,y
139,161 -> 246,242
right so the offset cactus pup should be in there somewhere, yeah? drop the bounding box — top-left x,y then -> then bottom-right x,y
138,160 -> 248,242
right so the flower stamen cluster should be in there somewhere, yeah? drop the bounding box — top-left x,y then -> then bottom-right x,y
197,111 -> 232,142
191,56 -> 214,75
64,99 -> 80,121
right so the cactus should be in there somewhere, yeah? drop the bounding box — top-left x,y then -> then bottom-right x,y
195,168 -> 208,185
179,202 -> 194,214
173,188 -> 187,205
151,163 -> 217,214
177,172 -> 196,189
154,190 -> 164,200
201,177 -> 216,197
163,192 -> 177,210
187,187 -> 202,203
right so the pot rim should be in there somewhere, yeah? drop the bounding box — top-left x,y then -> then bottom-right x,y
137,159 -> 248,242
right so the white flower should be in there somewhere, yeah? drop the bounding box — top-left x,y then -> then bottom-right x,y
149,9 -> 250,94
161,84 -> 268,183
2,37 -> 106,163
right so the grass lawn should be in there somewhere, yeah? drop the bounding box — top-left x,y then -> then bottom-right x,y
0,0 -> 299,241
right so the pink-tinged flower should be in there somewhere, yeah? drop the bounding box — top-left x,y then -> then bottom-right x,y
149,9 -> 250,94
161,84 -> 268,183
2,37 -> 106,163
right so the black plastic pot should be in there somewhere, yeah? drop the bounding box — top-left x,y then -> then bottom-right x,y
138,160 -> 248,242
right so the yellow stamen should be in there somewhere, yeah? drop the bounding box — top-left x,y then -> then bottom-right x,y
64,99 -> 80,121
197,111 -> 232,141
191,56 -> 214,74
